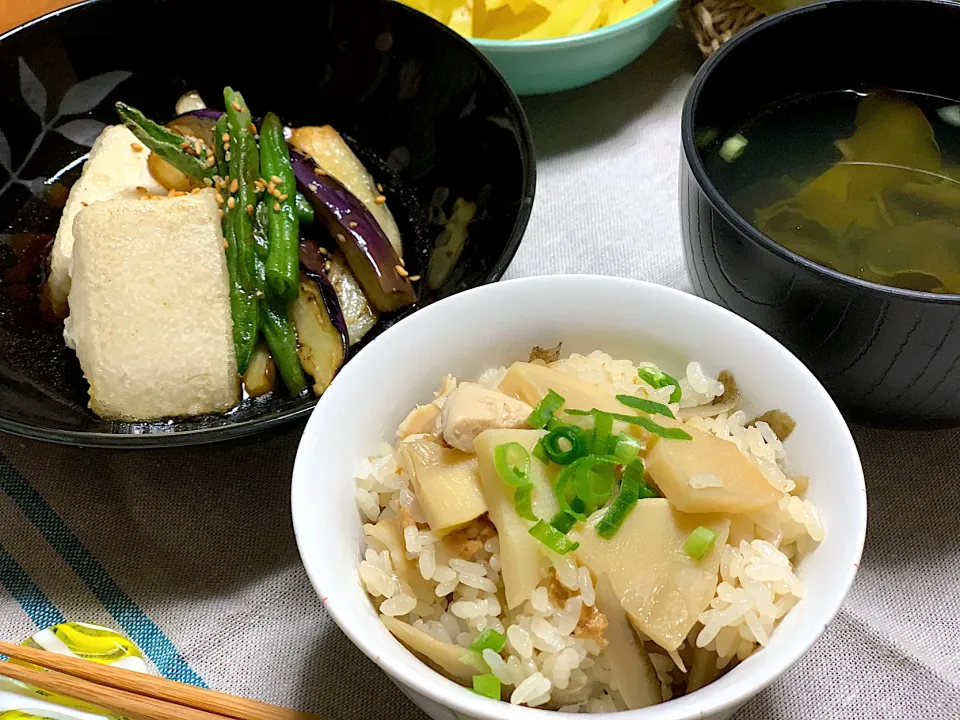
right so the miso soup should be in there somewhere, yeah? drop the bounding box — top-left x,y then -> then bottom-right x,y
701,90 -> 960,294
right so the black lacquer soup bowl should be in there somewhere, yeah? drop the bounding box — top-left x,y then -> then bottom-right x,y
681,0 -> 960,428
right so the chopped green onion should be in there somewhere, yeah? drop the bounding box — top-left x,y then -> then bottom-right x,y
596,494 -> 637,539
616,394 -> 675,419
459,651 -> 489,673
613,433 -> 643,464
591,411 -> 614,454
683,525 -> 720,560
514,484 -> 538,522
494,442 -> 531,486
637,367 -> 682,404
574,457 -> 616,514
472,673 -> 501,699
610,413 -> 691,440
532,440 -> 550,465
546,416 -> 568,432
550,510 -> 578,534
527,389 -> 565,429
469,629 -> 507,654
542,425 -> 588,465
938,105 -> 960,127
621,459 -> 657,499
695,126 -> 720,149
719,133 -> 748,163
555,462 -> 588,520
564,408 -> 592,416
529,519 -> 579,554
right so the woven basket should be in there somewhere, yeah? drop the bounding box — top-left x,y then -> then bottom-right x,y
680,0 -> 767,58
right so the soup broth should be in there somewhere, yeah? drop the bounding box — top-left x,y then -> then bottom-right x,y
701,90 -> 960,294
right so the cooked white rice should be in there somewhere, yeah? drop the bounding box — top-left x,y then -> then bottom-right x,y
355,351 -> 824,710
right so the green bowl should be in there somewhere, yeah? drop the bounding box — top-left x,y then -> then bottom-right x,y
471,0 -> 683,95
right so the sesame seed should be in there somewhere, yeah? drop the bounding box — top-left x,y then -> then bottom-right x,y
314,167 -> 326,176
246,204 -> 254,215
81,201 -> 88,207
273,202 -> 281,211
136,186 -> 148,195
168,188 -> 177,197
227,197 -> 236,209
408,274 -> 421,282
181,140 -> 191,149
218,209 -> 224,219
203,177 -> 214,187
336,233 -> 346,243
318,247 -> 331,257
267,181 -> 276,194
224,151 -> 231,161
374,195 -> 386,204
278,193 -> 288,202
194,140 -> 203,155
395,264 -> 409,277
223,142 -> 230,152
206,155 -> 216,167
130,142 -> 143,152
223,237 -> 228,249
230,178 -> 239,193
349,221 -> 358,229
255,289 -> 265,299
249,122 -> 257,134
221,132 -> 230,142
191,188 -> 201,194
324,260 -> 332,272
270,175 -> 283,184
309,183 -> 318,192
231,100 -> 242,111
215,193 -> 224,205
377,183 -> 383,192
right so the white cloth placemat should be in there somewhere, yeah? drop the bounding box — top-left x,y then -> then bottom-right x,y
1,25 -> 958,720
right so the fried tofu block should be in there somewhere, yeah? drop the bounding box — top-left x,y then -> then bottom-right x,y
64,190 -> 239,420
47,125 -> 165,315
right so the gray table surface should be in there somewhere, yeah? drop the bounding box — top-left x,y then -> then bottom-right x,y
0,25 -> 958,720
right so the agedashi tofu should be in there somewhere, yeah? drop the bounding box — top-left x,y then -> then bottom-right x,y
576,498 -> 729,652
498,362 -> 624,414
64,190 -> 239,420
397,438 -> 487,535
645,421 -> 784,514
473,429 -> 559,609
48,125 -> 165,315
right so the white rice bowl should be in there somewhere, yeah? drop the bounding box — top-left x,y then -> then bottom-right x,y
292,275 -> 866,720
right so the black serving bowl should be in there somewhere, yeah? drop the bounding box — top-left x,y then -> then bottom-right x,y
681,0 -> 960,428
0,0 -> 535,447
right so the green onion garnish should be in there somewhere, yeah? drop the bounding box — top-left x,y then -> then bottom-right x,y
596,494 -> 638,539
938,105 -> 960,127
719,133 -> 748,163
550,509 -> 578,534
494,442 -> 531,486
527,389 -> 565,429
532,439 -> 550,464
514,484 -> 538,522
546,416 -> 568,432
459,651 -> 489,673
472,673 -> 501,699
637,367 -> 682,403
683,525 -> 720,560
555,462 -> 588,520
616,394 -> 675,419
574,457 -> 616,514
621,458 -> 657,499
591,411 -> 614,455
542,425 -> 588,465
529,519 -> 579,554
613,433 -> 642,464
469,629 -> 507,654
610,413 -> 692,440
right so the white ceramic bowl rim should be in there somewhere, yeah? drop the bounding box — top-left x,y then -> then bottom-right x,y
292,275 -> 867,720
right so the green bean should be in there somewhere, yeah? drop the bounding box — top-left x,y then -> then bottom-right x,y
260,289 -> 306,395
223,88 -> 259,293
259,112 -> 300,301
115,102 -> 215,181
223,211 -> 259,374
213,114 -> 229,178
295,192 -> 314,224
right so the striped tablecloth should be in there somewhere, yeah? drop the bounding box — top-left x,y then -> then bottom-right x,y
1,25 -> 958,720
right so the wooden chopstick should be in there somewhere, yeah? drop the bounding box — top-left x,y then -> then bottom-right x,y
0,641 -> 321,720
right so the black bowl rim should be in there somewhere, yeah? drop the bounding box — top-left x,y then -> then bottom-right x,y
0,0 -> 537,449
681,0 -> 960,307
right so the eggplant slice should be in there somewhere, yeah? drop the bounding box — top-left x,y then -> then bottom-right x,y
290,270 -> 348,397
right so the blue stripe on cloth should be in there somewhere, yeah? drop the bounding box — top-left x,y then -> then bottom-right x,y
0,543 -> 65,629
0,457 -> 207,687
